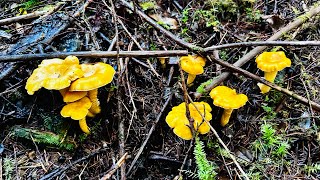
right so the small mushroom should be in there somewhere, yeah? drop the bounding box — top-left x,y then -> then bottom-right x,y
158,57 -> 168,68
60,97 -> 92,134
256,51 -> 291,93
210,86 -> 248,126
165,102 -> 212,140
25,56 -> 83,95
180,55 -> 206,86
69,63 -> 115,91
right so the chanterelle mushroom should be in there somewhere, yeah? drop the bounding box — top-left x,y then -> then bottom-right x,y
165,102 -> 212,140
69,63 -> 115,91
25,56 -> 83,95
60,97 -> 92,134
256,51 -> 291,93
180,55 -> 206,86
209,86 -> 248,126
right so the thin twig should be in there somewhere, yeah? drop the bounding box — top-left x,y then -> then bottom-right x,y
0,50 -> 188,62
207,56 -> 320,112
120,0 -> 203,51
126,93 -> 173,176
100,153 -> 128,180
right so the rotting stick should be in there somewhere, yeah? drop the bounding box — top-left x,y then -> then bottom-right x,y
0,50 -> 188,62
207,56 -> 320,112
196,4 -> 320,98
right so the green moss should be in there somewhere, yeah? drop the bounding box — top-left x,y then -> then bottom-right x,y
11,126 -> 77,151
196,79 -> 214,94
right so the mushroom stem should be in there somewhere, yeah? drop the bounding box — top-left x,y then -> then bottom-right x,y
79,118 -> 90,134
258,71 -> 278,94
88,89 -> 101,114
159,57 -> 166,68
221,109 -> 233,126
187,74 -> 196,86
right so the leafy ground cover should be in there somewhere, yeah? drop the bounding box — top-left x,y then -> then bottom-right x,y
0,0 -> 319,179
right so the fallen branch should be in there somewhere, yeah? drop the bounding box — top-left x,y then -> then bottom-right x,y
0,50 -> 189,62
196,4 -> 320,98
203,41 -> 320,51
207,56 -> 320,112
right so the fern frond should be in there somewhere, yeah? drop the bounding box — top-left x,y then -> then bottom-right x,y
194,137 -> 217,180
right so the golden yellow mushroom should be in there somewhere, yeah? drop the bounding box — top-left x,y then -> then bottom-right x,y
210,86 -> 248,126
69,63 -> 115,91
25,56 -> 83,95
165,102 -> 212,140
60,97 -> 92,134
180,55 -> 206,86
256,51 -> 291,93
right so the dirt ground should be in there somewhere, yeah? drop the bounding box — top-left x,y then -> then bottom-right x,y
0,0 -> 320,179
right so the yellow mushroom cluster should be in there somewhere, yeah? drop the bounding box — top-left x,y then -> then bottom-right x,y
165,102 -> 212,140
25,56 -> 115,134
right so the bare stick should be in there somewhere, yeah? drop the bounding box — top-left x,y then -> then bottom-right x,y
100,153 -> 128,180
0,50 -> 188,62
203,41 -> 320,51
126,93 -> 173,175
196,4 -> 320,97
207,56 -> 320,112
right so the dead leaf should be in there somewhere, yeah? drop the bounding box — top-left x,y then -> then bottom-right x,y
149,14 -> 179,30
262,15 -> 285,30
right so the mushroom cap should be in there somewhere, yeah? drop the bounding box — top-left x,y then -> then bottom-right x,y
25,56 -> 83,95
165,102 -> 213,139
256,51 -> 291,72
60,97 -> 92,120
210,86 -> 248,109
59,88 -> 87,103
180,55 -> 206,75
69,63 -> 115,91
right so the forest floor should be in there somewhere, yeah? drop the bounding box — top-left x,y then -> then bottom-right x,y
0,0 -> 320,179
